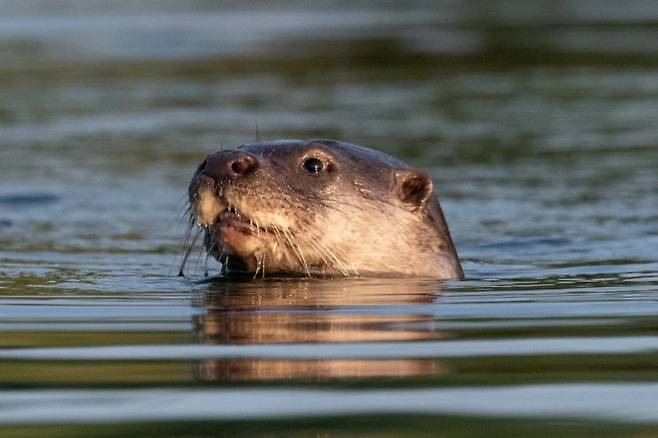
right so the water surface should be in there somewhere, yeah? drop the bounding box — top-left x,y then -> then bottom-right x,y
1,1 -> 657,436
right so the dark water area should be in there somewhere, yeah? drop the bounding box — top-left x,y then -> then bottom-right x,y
1,0 -> 658,436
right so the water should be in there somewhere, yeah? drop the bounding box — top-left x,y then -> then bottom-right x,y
1,1 -> 658,436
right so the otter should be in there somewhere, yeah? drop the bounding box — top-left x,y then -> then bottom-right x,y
186,139 -> 463,279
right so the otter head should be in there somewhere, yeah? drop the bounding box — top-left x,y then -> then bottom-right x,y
187,139 -> 463,279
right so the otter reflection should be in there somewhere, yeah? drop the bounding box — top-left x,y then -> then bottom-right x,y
192,277 -> 447,381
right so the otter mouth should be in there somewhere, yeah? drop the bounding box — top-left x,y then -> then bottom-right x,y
189,177 -> 305,276
212,203 -> 273,237
203,200 -> 279,274
216,206 -> 253,234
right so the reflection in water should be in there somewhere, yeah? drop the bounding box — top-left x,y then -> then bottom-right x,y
193,277 -> 447,381
195,359 -> 444,382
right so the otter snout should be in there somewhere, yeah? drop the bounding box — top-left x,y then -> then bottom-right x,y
200,151 -> 259,182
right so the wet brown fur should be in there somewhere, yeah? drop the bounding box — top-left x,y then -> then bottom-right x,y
187,139 -> 463,279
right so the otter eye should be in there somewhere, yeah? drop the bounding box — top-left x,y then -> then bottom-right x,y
303,157 -> 324,174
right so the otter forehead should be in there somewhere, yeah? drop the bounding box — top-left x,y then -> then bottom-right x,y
236,139 -> 411,172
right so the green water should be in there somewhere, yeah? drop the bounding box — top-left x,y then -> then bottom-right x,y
1,0 -> 658,436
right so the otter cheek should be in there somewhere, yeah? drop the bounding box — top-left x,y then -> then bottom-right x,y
196,186 -> 225,225
248,211 -> 291,230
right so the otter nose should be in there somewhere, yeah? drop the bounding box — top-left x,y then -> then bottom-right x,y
200,151 -> 258,181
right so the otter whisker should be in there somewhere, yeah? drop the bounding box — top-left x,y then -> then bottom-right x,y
224,255 -> 230,274
178,226 -> 203,277
271,226 -> 303,274
191,229 -> 212,275
302,238 -> 337,276
304,227 -> 357,276
253,255 -> 261,279
274,227 -> 300,269
203,252 -> 210,277
174,192 -> 197,248
282,228 -> 310,276
217,250 -> 226,275
175,194 -> 194,227
327,242 -> 359,276
173,216 -> 195,277
313,239 -> 351,277
251,253 -> 266,279
261,254 -> 265,278
177,211 -> 195,246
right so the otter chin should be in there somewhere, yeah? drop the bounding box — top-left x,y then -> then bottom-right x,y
187,139 -> 463,279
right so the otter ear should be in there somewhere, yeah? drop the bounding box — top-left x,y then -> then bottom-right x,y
395,169 -> 434,210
